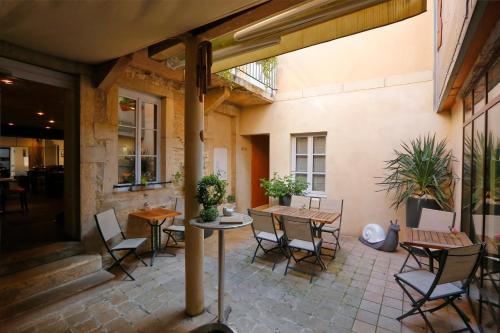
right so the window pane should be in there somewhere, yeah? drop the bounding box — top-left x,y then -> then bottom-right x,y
313,156 -> 325,172
313,136 -> 325,154
118,96 -> 136,126
488,57 -> 500,101
141,157 -> 157,182
118,126 -> 136,155
473,76 -> 486,112
464,92 -> 472,122
296,156 -> 307,172
462,123 -> 472,237
141,129 -> 157,156
471,114 -> 485,243
118,156 -> 135,184
312,175 -> 325,192
141,102 -> 158,129
295,173 -> 307,184
296,137 -> 307,154
485,103 -> 499,256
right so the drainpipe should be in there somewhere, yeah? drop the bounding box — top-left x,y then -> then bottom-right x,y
183,33 -> 205,316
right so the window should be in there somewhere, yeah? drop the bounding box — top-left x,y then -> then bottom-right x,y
291,134 -> 326,194
117,89 -> 160,184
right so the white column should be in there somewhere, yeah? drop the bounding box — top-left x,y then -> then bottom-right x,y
183,33 -> 205,316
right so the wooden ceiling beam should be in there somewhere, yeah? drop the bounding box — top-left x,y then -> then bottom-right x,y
131,49 -> 184,81
94,54 -> 132,91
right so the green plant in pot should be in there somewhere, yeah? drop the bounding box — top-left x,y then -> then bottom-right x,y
260,173 -> 308,206
377,134 -> 456,227
196,174 -> 227,222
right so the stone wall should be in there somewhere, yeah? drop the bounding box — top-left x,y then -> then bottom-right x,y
80,66 -> 239,263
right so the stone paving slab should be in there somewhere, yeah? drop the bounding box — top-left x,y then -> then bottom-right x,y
0,232 -> 489,333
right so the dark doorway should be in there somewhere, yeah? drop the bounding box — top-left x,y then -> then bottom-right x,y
0,61 -> 78,253
251,134 -> 269,208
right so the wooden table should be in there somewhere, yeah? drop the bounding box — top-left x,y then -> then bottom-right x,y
129,208 -> 181,266
259,205 -> 340,224
400,226 -> 473,271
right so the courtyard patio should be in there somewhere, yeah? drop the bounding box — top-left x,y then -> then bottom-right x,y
0,228 -> 483,333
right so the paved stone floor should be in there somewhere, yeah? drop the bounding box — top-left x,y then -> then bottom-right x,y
0,226 -> 490,333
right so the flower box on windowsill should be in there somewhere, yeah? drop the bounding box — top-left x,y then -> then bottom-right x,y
113,181 -> 172,193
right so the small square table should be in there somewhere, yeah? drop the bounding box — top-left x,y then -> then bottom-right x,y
129,207 -> 181,266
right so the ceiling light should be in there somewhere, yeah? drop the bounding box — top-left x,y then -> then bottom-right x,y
1,78 -> 13,85
36,111 -> 44,116
7,122 -> 14,126
45,126 -> 51,129
49,120 -> 55,124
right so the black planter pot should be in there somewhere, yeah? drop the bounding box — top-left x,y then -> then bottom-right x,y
406,196 -> 441,227
279,195 -> 292,206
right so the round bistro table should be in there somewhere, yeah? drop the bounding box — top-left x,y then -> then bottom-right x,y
189,213 -> 252,333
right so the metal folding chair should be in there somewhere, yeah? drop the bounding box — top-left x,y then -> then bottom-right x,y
317,198 -> 343,257
400,208 -> 456,272
95,208 -> 148,280
290,195 -> 311,209
282,215 -> 326,283
163,198 -> 185,248
394,243 -> 485,333
248,209 -> 287,271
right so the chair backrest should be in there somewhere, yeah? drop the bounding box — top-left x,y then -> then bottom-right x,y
282,215 -> 314,243
435,243 -> 485,286
174,197 -> 185,220
95,209 -> 122,241
290,195 -> 310,209
320,198 -> 343,214
248,209 -> 276,234
309,197 -> 321,210
418,208 -> 455,232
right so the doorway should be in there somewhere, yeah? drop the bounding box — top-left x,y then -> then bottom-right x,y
0,57 -> 78,253
250,134 -> 269,208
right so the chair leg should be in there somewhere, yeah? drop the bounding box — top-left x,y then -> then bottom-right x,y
450,300 -> 474,332
133,250 -> 148,266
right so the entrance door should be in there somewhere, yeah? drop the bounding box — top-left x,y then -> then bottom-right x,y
251,135 -> 269,208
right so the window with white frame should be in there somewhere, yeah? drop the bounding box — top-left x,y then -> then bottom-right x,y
117,88 -> 160,184
291,134 -> 326,194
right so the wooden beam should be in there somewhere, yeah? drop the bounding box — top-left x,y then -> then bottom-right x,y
205,86 -> 231,114
148,0 -> 305,59
131,49 -> 184,82
94,55 -> 132,91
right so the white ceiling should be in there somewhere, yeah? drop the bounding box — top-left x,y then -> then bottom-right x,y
0,0 -> 265,64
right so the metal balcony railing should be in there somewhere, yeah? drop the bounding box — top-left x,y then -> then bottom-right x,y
219,58 -> 277,95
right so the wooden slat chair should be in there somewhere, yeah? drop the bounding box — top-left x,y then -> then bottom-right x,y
282,215 -> 326,283
317,198 -> 343,258
248,208 -> 287,271
162,198 -> 185,248
400,208 -> 456,272
290,195 -> 311,209
95,209 -> 148,280
394,243 -> 485,333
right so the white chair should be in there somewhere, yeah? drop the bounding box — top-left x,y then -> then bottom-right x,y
163,198 -> 185,248
395,243 -> 485,333
282,215 -> 325,283
95,209 -> 148,280
318,198 -> 343,257
400,208 -> 456,272
248,209 -> 287,271
290,195 -> 310,209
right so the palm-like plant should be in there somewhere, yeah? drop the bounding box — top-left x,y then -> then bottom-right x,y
377,134 -> 456,210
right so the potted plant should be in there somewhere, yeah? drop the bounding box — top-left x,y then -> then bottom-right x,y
260,173 -> 308,206
196,174 -> 227,222
377,134 -> 456,227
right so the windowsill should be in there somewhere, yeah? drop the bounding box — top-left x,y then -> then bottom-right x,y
113,181 -> 172,193
306,192 -> 327,198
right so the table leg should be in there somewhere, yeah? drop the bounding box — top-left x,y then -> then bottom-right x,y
150,224 -> 156,266
426,249 -> 434,272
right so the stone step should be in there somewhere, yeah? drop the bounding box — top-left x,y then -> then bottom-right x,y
0,241 -> 84,276
0,254 -> 102,307
0,270 -> 115,321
